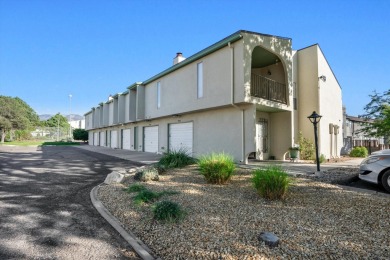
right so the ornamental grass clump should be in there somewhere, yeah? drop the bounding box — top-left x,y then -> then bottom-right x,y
252,166 -> 290,200
133,190 -> 161,205
198,153 -> 236,184
152,200 -> 186,222
158,148 -> 197,169
124,183 -> 147,193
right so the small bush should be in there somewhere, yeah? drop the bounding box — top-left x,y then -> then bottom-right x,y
124,183 -> 147,193
198,153 -> 236,184
298,132 -> 315,160
252,166 -> 290,200
158,148 -> 197,169
314,154 -> 326,164
154,164 -> 168,174
134,167 -> 159,182
132,188 -> 179,205
152,200 -> 185,222
133,190 -> 161,205
349,146 -> 368,157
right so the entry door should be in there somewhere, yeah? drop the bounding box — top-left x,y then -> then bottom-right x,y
256,118 -> 268,160
143,126 -> 159,153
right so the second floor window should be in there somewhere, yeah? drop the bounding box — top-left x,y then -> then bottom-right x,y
197,62 -> 203,98
157,81 -> 161,108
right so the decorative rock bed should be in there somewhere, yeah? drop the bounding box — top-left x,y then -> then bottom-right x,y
97,166 -> 390,259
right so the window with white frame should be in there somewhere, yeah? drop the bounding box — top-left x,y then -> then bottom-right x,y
157,81 -> 161,108
197,62 -> 203,98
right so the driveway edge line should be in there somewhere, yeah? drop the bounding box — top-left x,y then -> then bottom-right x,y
90,184 -> 156,260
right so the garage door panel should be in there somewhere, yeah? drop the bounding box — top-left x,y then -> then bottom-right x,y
99,132 -> 105,146
169,122 -> 193,155
122,129 -> 131,150
93,132 -> 99,146
111,130 -> 118,148
144,126 -> 159,153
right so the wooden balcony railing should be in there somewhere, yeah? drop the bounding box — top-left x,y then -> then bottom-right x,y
250,73 -> 287,104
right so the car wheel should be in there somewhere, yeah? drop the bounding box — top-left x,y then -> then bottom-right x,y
381,170 -> 390,193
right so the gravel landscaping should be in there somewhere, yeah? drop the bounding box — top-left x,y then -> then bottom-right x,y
97,165 -> 390,259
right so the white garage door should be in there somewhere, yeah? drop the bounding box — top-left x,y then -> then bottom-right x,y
100,131 -> 105,147
169,122 -> 193,155
88,132 -> 93,145
111,130 -> 118,148
144,126 -> 159,153
122,129 -> 131,150
93,132 -> 99,146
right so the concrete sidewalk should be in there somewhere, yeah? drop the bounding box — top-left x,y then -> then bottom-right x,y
75,145 -> 363,175
75,145 -> 162,165
245,158 -> 363,175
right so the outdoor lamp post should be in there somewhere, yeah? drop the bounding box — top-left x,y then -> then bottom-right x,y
308,111 -> 322,172
57,113 -> 60,141
69,94 -> 72,140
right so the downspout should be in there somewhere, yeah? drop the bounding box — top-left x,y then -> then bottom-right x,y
228,42 -> 246,164
317,76 -> 322,156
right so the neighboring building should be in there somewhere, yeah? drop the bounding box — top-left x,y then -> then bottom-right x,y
69,119 -> 85,129
342,107 -> 387,154
85,30 -> 343,163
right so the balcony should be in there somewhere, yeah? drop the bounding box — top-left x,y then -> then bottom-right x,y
250,73 -> 287,104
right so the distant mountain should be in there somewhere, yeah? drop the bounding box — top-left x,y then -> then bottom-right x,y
39,114 -> 53,121
39,114 -> 84,121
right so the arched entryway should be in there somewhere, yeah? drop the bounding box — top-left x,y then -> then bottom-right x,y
251,46 -> 287,104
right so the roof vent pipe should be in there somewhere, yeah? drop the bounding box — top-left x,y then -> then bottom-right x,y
173,52 -> 186,65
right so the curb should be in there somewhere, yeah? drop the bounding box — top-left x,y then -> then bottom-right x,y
90,185 -> 157,260
336,184 -> 390,198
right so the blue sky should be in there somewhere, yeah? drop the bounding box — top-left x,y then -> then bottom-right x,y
0,0 -> 389,117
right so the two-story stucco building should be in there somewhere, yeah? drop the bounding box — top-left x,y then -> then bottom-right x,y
85,30 -> 343,163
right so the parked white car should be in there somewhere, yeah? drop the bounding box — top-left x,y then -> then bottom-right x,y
359,149 -> 390,193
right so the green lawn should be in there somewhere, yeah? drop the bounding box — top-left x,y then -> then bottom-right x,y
0,140 -> 81,146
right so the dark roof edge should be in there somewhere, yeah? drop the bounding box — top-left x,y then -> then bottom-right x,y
239,30 -> 291,41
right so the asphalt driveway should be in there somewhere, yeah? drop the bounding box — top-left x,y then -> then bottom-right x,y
0,145 -> 142,259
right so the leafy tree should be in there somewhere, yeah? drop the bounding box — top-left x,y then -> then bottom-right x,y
360,90 -> 390,144
73,128 -> 88,142
0,96 -> 39,143
45,114 -> 70,128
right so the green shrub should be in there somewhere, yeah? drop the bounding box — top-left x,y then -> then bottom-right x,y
349,146 -> 368,157
252,166 -> 290,200
298,132 -> 315,160
152,200 -> 185,222
134,167 -> 159,182
158,148 -> 197,169
133,190 -> 161,204
198,153 -> 236,184
124,183 -> 147,193
132,188 -> 179,205
314,154 -> 326,164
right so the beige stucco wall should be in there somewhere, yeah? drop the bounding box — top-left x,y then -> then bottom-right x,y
296,45 -> 343,158
269,111 -> 293,159
89,105 -> 256,162
317,47 -> 343,158
142,40 -> 245,119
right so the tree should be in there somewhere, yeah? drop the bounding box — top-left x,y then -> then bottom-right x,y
73,129 -> 88,142
0,96 -> 39,143
45,114 -> 70,128
361,90 -> 390,143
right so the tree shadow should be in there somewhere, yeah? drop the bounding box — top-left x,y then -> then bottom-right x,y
0,145 -> 140,259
